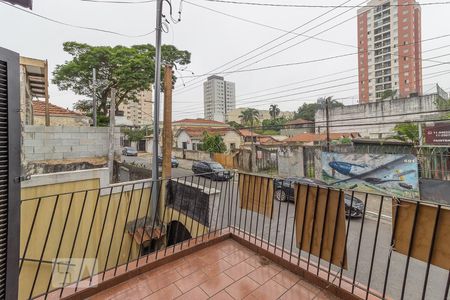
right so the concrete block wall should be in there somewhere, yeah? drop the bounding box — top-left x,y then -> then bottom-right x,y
315,94 -> 440,138
23,125 -> 121,162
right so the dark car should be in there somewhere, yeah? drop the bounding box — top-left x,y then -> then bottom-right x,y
157,156 -> 179,168
192,161 -> 233,181
273,177 -> 365,218
122,147 -> 138,156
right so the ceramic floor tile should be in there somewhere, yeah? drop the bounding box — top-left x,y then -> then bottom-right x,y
143,284 -> 182,300
243,279 -> 287,300
174,270 -> 209,293
175,287 -> 209,300
272,269 -> 301,289
199,273 -> 235,297
247,264 -> 282,285
225,276 -> 260,300
224,261 -> 255,280
209,290 -> 235,300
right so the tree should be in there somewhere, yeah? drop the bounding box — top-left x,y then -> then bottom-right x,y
293,99 -> 343,121
124,127 -> 148,142
239,108 -> 260,127
435,96 -> 450,119
380,89 -> 397,101
269,104 -> 280,120
201,133 -> 226,153
393,123 -> 420,145
227,121 -> 243,130
53,42 -> 191,116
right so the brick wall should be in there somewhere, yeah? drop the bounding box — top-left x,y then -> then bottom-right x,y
23,125 -> 121,161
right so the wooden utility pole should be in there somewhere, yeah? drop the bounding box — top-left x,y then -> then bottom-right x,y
92,68 -> 97,127
108,89 -> 116,183
325,97 -> 331,152
44,60 -> 50,126
162,65 -> 173,180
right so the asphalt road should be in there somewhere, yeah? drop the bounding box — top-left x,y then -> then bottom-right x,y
122,155 -> 447,300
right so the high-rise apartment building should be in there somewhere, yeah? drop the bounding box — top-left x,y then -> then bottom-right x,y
357,0 -> 422,103
118,89 -> 153,126
203,75 -> 236,122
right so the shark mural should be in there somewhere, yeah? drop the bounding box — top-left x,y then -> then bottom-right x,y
321,152 -> 420,199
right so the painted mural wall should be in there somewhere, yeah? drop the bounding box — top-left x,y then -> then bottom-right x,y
321,152 -> 420,199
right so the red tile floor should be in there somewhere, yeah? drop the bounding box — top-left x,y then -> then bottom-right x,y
90,240 -> 340,300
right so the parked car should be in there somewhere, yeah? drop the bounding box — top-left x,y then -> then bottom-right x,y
157,156 -> 179,168
273,177 -> 365,218
192,161 -> 233,181
122,147 -> 138,156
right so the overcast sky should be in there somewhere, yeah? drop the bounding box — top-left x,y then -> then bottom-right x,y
1,0 -> 450,120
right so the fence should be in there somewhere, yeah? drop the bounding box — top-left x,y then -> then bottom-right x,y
212,153 -> 237,169
19,172 -> 450,300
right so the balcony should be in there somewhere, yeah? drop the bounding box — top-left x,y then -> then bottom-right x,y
19,173 -> 450,300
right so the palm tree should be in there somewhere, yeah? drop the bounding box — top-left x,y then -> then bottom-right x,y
239,108 -> 260,127
269,104 -> 280,120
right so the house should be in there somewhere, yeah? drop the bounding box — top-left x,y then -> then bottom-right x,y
172,118 -> 229,132
32,100 -> 91,126
283,132 -> 360,145
239,129 -> 286,146
175,127 -> 242,152
280,118 -> 314,137
227,108 -> 294,124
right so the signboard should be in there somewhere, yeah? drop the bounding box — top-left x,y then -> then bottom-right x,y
425,123 -> 450,145
3,0 -> 32,8
321,152 -> 420,199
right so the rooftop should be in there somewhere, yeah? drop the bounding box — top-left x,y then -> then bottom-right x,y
174,118 -> 228,126
284,132 -> 359,143
32,100 -> 82,117
285,118 -> 314,126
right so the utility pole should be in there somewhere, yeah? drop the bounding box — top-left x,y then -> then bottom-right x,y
109,88 -> 116,183
44,60 -> 50,126
325,97 -> 331,152
151,0 -> 164,223
161,65 -> 173,209
418,122 -> 423,146
92,68 -> 97,127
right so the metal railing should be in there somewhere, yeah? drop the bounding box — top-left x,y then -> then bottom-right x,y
19,172 -> 450,300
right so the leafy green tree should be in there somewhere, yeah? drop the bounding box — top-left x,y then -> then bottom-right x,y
202,133 -> 227,153
53,42 -> 190,116
435,96 -> 450,119
393,123 -> 420,145
269,104 -> 280,120
124,128 -> 147,142
380,89 -> 397,101
227,121 -> 243,130
293,98 -> 343,121
239,108 -> 260,126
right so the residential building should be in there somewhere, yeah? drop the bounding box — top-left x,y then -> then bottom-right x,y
357,0 -> 422,102
280,118 -> 314,137
227,107 -> 294,124
283,132 -> 360,145
172,118 -> 230,132
203,75 -> 236,122
239,129 -> 285,145
118,89 -> 153,127
32,100 -> 90,126
174,127 -> 242,152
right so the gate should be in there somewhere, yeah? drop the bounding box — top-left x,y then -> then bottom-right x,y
0,47 -> 21,299
255,146 -> 278,173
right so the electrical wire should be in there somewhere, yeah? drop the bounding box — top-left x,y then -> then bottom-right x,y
173,0 -> 356,94
201,0 -> 450,8
0,0 -> 156,37
81,0 -> 155,3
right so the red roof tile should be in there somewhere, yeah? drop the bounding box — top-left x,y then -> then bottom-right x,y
32,100 -> 82,116
284,132 -> 359,143
173,118 -> 227,125
285,119 -> 314,126
238,129 -> 260,137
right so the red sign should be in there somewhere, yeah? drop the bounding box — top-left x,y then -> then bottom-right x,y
425,123 -> 450,145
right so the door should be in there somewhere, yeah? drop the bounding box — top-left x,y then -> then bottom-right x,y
0,47 -> 20,300
182,142 -> 187,159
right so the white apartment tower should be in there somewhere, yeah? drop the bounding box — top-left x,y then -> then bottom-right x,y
203,75 -> 236,122
118,89 -> 153,126
358,0 -> 422,102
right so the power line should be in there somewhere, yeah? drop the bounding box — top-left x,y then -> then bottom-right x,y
0,0 -> 155,37
172,66 -> 450,115
174,0 -> 356,94
201,0 -> 450,8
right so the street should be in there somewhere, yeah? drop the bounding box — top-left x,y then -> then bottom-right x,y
122,154 -> 447,300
